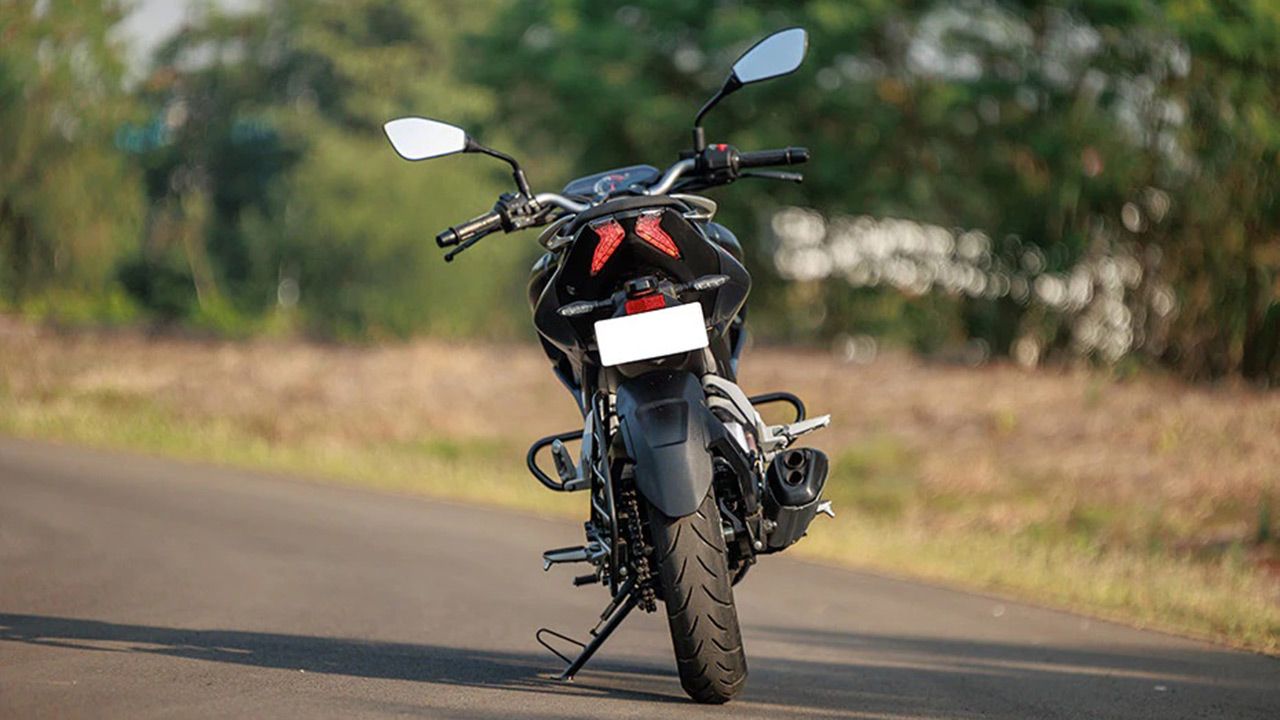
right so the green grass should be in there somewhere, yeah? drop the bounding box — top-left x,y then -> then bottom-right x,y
0,390 -> 577,518
2,390 -> 1276,654
816,440 -> 1280,652
803,517 -> 1279,654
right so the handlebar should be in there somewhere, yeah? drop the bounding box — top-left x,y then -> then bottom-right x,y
644,145 -> 808,195
534,193 -> 589,214
436,210 -> 504,247
437,193 -> 588,248
435,143 -> 811,257
738,146 -> 809,168
644,159 -> 697,196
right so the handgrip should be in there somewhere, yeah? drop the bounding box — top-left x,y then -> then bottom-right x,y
436,210 -> 503,247
737,146 -> 810,169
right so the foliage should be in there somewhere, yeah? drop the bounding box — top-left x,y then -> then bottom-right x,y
1159,0 -> 1280,381
472,0 -> 1280,382
0,0 -> 143,313
118,0 -> 530,339
1,0 -> 1277,380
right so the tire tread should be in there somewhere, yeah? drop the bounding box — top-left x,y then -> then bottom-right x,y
648,492 -> 748,703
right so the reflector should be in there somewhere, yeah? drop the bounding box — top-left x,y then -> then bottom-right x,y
624,294 -> 667,315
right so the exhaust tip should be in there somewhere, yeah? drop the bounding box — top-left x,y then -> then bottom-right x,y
783,450 -> 806,469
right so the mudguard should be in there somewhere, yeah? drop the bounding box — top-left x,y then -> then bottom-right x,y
615,370 -> 713,518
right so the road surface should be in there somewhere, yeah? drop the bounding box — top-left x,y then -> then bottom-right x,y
1,438 -> 1276,718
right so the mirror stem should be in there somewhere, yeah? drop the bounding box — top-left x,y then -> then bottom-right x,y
692,126 -> 705,153
466,139 -> 533,197
511,168 -> 532,198
691,75 -> 741,152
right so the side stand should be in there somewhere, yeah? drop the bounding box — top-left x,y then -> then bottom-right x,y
536,578 -> 640,681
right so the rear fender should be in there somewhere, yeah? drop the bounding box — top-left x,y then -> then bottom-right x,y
614,370 -> 713,518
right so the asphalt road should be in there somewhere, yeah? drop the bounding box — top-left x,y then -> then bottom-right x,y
1,438 -> 1276,719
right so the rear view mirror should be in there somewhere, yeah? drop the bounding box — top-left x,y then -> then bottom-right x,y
731,28 -> 808,85
383,115 -> 535,198
692,27 -> 810,151
383,117 -> 469,161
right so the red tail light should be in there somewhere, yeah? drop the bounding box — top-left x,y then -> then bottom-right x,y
635,211 -> 680,258
589,218 -> 625,276
624,294 -> 667,315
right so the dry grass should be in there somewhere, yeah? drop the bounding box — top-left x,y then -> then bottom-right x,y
1,317 -> 1277,651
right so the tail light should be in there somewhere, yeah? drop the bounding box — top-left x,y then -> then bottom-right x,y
624,293 -> 667,315
589,218 -> 625,276
635,211 -> 680,258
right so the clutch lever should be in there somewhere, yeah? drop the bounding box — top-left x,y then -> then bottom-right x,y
444,233 -> 487,262
739,170 -> 804,184
445,196 -> 558,262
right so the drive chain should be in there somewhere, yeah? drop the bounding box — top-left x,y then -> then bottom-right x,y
619,484 -> 657,612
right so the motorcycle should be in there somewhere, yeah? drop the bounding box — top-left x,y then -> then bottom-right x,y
383,27 -> 832,704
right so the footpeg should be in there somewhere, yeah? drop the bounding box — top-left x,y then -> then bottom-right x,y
542,542 -> 605,571
761,414 -> 831,451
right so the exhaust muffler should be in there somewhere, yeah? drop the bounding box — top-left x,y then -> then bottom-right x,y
761,448 -> 829,552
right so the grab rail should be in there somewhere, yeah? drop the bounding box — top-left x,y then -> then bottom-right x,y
748,391 -> 806,422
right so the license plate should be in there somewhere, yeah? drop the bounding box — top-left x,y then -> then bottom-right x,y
594,303 -> 709,367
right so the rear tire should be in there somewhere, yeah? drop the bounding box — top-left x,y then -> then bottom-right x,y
647,491 -> 747,703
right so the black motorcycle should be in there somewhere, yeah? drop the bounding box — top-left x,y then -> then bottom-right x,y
384,27 -> 832,704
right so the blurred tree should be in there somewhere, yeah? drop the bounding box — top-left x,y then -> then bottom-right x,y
1159,0 -> 1280,383
5,0 -> 1274,380
471,0 -> 1280,382
0,0 -> 143,318
127,0 -> 531,338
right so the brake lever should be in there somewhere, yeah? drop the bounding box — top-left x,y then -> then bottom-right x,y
739,170 -> 804,184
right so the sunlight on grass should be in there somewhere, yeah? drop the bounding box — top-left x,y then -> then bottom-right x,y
0,392 -> 579,519
801,519 -> 1280,654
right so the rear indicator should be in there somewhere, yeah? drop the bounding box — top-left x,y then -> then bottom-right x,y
635,211 -> 680,258
589,218 -> 625,275
624,294 -> 667,315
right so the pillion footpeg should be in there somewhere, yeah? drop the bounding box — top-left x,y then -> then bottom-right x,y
760,414 -> 831,452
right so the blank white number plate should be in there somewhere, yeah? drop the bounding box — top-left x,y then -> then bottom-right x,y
594,302 -> 709,367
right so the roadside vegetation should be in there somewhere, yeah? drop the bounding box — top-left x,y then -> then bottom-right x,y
3,322 -> 1275,653
4,1 -> 1280,382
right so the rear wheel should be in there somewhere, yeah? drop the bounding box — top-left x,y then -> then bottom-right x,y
647,490 -> 747,703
